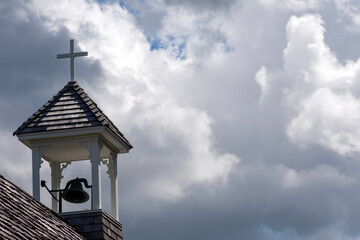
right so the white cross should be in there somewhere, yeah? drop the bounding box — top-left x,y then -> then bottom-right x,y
57,39 -> 88,82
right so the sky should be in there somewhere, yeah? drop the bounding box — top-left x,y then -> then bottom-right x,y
3,0 -> 360,239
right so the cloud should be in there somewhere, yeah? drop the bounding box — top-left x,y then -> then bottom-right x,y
20,0 -> 240,201
287,88 -> 360,155
258,0 -> 324,11
335,0 -> 360,31
257,13 -> 360,156
0,129 -> 32,188
163,0 -> 237,11
4,0 -> 360,239
255,66 -> 269,103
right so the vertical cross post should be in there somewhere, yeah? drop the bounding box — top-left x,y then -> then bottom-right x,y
57,39 -> 88,82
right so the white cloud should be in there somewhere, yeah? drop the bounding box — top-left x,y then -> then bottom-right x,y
335,0 -> 360,31
255,65 -> 268,103
287,88 -> 360,155
25,0 -> 240,200
5,0 -> 360,239
258,0 -> 324,11
281,163 -> 354,189
258,13 -> 360,156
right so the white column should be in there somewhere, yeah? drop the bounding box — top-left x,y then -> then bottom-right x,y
110,153 -> 119,220
90,141 -> 102,209
32,146 -> 41,200
50,162 -> 61,212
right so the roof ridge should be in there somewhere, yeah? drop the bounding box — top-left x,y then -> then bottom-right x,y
71,83 -> 130,144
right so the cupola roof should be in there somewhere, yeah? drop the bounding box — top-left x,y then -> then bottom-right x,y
13,81 -> 132,150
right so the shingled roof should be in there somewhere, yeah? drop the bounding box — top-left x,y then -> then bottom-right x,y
0,175 -> 85,239
13,81 -> 132,149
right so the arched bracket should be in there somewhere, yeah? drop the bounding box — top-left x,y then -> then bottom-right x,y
101,153 -> 118,179
101,158 -> 114,180
49,161 -> 72,184
60,162 -> 71,180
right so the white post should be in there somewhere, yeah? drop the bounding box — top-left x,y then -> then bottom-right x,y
32,146 -> 41,200
110,153 -> 119,220
50,162 -> 61,212
90,141 -> 102,209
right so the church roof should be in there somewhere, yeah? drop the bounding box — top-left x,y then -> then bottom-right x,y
0,175 -> 85,239
13,81 -> 132,149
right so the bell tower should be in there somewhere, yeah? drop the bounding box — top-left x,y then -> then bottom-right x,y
13,40 -> 132,222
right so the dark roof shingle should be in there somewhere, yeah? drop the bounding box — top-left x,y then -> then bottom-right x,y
0,175 -> 86,239
13,81 -> 132,149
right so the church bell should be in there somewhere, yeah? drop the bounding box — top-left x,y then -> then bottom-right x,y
62,178 -> 91,204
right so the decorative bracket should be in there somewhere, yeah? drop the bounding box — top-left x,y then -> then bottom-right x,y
101,153 -> 116,180
49,161 -> 72,185
60,162 -> 71,181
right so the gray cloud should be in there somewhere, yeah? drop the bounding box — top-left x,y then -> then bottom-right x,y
2,0 -> 360,240
0,1 -> 103,132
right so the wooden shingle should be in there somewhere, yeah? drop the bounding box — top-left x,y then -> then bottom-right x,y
0,175 -> 86,239
13,81 -> 132,149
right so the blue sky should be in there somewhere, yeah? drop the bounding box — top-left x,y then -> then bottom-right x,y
2,0 -> 360,239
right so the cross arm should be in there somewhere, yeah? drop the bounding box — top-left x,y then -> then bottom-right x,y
57,52 -> 88,59
74,52 -> 88,57
57,53 -> 71,59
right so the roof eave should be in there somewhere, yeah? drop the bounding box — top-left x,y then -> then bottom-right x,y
17,126 -> 132,154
